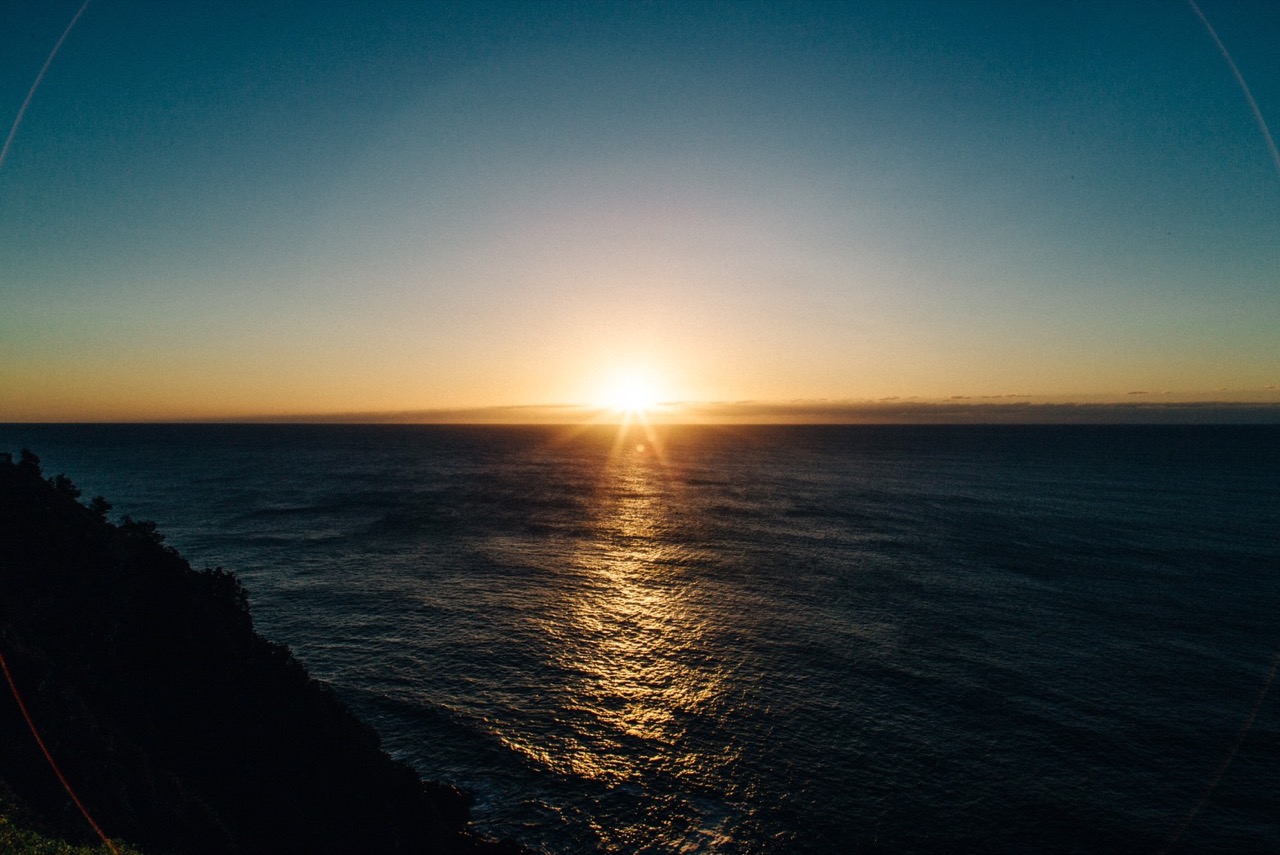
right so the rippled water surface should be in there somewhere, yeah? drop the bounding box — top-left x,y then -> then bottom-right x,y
3,424 -> 1278,853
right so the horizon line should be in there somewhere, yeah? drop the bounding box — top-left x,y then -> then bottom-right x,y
6,398 -> 1280,426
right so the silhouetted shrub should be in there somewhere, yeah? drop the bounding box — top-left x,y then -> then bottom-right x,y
117,515 -> 165,545
51,473 -> 81,499
17,448 -> 40,472
203,566 -> 250,616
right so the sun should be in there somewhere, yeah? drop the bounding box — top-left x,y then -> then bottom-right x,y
598,371 -> 660,415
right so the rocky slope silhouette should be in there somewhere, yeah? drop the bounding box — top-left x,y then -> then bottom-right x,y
0,450 -> 523,855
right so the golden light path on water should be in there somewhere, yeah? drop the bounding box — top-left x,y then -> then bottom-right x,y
495,418 -> 741,850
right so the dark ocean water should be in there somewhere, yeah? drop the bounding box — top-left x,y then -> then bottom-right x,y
2,424 -> 1277,853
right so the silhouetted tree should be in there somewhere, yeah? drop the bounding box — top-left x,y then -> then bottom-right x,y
118,516 -> 165,545
17,448 -> 40,473
51,473 -> 81,499
203,567 -> 250,615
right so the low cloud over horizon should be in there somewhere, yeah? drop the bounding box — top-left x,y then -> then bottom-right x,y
152,397 -> 1280,426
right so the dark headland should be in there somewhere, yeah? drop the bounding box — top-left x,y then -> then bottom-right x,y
0,450 -> 525,855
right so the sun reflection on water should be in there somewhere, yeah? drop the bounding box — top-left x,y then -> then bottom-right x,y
502,430 -> 734,804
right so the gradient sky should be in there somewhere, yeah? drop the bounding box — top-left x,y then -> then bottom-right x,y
2,1 -> 1278,421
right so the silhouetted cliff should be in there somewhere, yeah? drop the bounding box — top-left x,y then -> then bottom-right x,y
0,450 -> 522,855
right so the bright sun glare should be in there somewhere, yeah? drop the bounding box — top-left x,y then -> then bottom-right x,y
599,372 -> 660,415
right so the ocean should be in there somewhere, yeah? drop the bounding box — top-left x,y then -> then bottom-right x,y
1,424 -> 1276,853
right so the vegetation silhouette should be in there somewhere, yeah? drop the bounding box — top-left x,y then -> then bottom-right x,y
0,450 -> 524,854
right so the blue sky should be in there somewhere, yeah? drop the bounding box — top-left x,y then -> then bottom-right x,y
2,1 -> 1277,421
